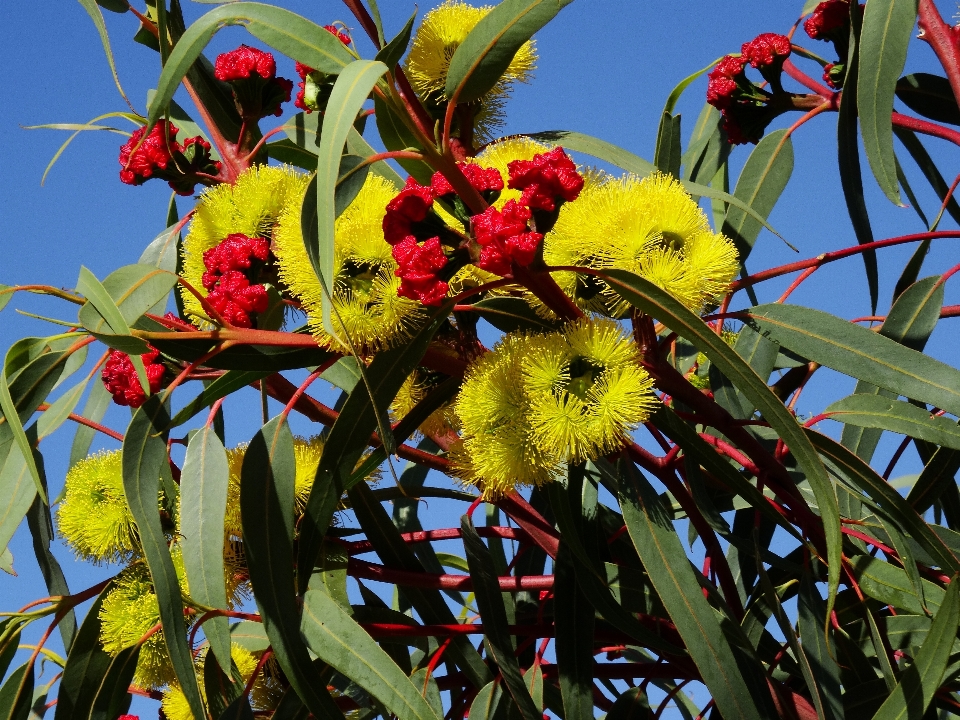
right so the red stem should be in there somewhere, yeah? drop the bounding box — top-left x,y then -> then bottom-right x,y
347,558 -> 554,591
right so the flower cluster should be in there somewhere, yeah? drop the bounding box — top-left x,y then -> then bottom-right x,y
452,320 -> 657,498
706,33 -> 792,145
118,120 -> 220,196
101,346 -> 165,408
381,147 -> 583,305
201,233 -> 271,327
294,25 -> 352,113
214,45 -> 293,119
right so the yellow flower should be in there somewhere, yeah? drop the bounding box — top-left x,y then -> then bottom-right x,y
99,556 -> 190,690
452,334 -> 562,498
544,171 -> 739,315
180,165 -> 310,325
273,172 -> 426,353
524,319 -> 657,462
56,450 -> 138,563
405,1 -> 537,143
161,643 -> 280,720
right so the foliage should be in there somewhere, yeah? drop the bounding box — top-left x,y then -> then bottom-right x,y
5,0 -> 960,718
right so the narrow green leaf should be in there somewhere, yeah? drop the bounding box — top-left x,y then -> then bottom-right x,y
53,585 -> 114,720
90,645 -> 140,720
681,104 -> 729,185
300,589 -> 443,720
602,269 -> 841,616
375,9 -> 416,68
896,73 -> 960,126
122,398 -> 204,720
0,447 -> 34,565
373,94 -> 434,184
0,662 -> 33,720
229,622 -> 270,653
77,0 -> 135,110
838,2 -> 879,312
68,380 -> 111,469
218,695 -> 255,720
654,112 -> 681,177
617,461 -> 773,720
847,554 -> 942,616
809,430 -> 960,575
310,59 -> 388,336
348,482 -> 492,689
746,303 -> 960,418
180,426 -> 231,673
665,59 -> 719,115
468,681 -> 505,720
721,128 -> 794,261
445,0 -> 573,103
0,547 -> 12,576
78,264 -> 178,331
605,688 -> 652,720
857,0 -> 918,204
798,575 -> 843,720
148,3 -> 354,129
554,547 -> 594,720
894,127 -> 960,228
296,303 -> 454,593
871,576 -> 959,719
907,445 -> 960,515
240,416 -> 343,720
462,515 -> 541,720
827,394 -> 960,450
36,381 -> 87,441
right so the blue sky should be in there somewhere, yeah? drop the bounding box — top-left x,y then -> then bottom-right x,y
3,0 -> 960,717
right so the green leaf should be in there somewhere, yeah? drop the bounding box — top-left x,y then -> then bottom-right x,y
148,3 -> 354,129
78,264 -> 178,331
838,3 -> 879,313
445,0 -> 573,103
721,128 -> 794,261
469,681 -> 505,720
373,94 -> 434,184
0,447 -> 34,568
180,426 -> 231,673
0,548 -> 11,576
894,127 -> 960,228
0,662 -> 33,720
848,554 -> 941,616
138,224 -> 181,281
665,59 -> 719,115
36,381 -> 87,441
907,445 -> 960,515
798,575 -> 843,720
461,515 -> 541,720
266,138 -> 318,170
348,482 -> 492,689
149,333 -> 332,372
122,398 -> 205,720
218,695 -> 255,720
746,303 -> 960,418
602,269 -> 841,615
53,584 -> 115,720
77,0 -> 134,110
76,266 -> 150,391
605,688 -> 652,720
469,297 -> 563,333
300,588 -> 443,720
871,576 -> 959,719
168,369 -> 270,428
240,416 -> 343,720
682,104 -> 729,185
229,622 -> 270,653
827,395 -> 960,450
309,59 -> 388,336
896,73 -> 960,126
617,461 -> 773,720
841,275 -> 943,462
809,431 -> 960,575
296,302 -> 453,593
654,112 -> 681,177
529,130 -> 784,240
68,380 -> 111,469
857,0 -> 918,204
554,547 -> 594,720
375,9 -> 416,68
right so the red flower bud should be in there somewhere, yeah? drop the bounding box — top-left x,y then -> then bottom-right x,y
392,237 -> 449,306
205,271 -> 270,328
382,178 -> 435,245
706,55 -> 747,111
507,147 -> 583,212
101,347 -> 165,408
214,45 -> 277,82
119,120 -> 178,186
201,233 -> 270,285
804,0 -> 859,41
431,164 -> 504,197
741,33 -> 791,69
323,24 -> 351,45
471,200 -> 542,276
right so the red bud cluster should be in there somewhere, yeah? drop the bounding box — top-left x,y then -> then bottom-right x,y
295,26 -> 351,113
382,148 -> 583,305
118,120 -> 220,196
101,347 -> 165,408
214,45 -> 293,119
201,233 -> 271,327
